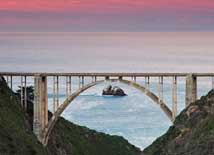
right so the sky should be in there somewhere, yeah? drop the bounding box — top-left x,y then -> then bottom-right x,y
0,0 -> 214,32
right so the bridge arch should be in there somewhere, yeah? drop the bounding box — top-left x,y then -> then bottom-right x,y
43,79 -> 173,145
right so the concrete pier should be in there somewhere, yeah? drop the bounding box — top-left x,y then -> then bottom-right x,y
33,75 -> 48,144
186,74 -> 197,107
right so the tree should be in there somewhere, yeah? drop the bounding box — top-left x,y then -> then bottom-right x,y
16,86 -> 34,101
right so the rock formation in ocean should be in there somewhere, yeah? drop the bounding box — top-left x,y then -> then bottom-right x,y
102,85 -> 127,96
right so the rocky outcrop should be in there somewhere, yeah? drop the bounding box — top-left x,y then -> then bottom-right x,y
143,90 -> 214,155
102,85 -> 127,96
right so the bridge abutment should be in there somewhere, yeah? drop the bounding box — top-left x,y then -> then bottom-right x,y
33,75 -> 48,144
186,74 -> 197,107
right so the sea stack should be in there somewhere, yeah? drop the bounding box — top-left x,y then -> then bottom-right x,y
102,85 -> 127,96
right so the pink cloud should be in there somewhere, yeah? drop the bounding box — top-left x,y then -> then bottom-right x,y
0,15 -> 94,27
0,0 -> 214,31
0,0 -> 214,13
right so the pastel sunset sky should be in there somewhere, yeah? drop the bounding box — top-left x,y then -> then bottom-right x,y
0,0 -> 214,32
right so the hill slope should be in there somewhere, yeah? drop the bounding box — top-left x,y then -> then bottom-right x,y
47,117 -> 141,155
0,77 -> 46,154
0,77 -> 141,155
143,90 -> 214,155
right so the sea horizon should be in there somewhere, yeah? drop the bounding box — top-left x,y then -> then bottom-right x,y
1,32 -> 214,149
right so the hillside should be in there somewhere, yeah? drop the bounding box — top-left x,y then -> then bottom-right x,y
47,117 -> 141,155
0,77 -> 46,154
143,90 -> 214,155
0,76 -> 141,155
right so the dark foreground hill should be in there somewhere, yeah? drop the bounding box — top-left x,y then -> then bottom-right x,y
0,77 -> 141,155
143,90 -> 214,155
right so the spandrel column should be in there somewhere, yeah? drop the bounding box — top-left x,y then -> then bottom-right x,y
158,76 -> 164,103
172,76 -> 177,121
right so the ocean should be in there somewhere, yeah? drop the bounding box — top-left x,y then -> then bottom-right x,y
0,32 -> 214,149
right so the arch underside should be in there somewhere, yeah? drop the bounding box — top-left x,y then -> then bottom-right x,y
43,79 -> 173,145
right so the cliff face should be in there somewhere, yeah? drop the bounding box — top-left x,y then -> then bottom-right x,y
143,90 -> 214,155
0,77 -> 141,155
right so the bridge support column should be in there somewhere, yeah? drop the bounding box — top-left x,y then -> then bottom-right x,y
212,77 -> 214,89
24,76 -> 27,111
186,74 -> 197,107
92,76 -> 96,82
53,76 -> 59,112
6,76 -> 9,84
19,76 -> 28,110
66,76 -> 72,97
33,75 -> 48,144
82,76 -> 84,87
145,76 -> 150,90
66,76 -> 68,97
78,76 -> 84,88
105,76 -> 110,80
20,76 -> 24,107
6,76 -> 13,90
131,76 -> 135,82
10,76 -> 13,90
158,76 -> 163,103
78,76 -> 81,88
172,76 -> 177,121
134,76 -> 136,82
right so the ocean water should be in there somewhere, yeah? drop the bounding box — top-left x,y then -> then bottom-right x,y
0,32 -> 214,149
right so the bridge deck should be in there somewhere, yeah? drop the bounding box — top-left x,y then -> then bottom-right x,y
1,72 -> 214,77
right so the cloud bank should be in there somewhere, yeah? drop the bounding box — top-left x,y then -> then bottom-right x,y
0,0 -> 214,31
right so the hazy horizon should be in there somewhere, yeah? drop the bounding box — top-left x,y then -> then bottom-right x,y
1,32 -> 214,73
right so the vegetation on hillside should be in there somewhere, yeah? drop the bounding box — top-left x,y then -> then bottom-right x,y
143,90 -> 214,155
0,77 -> 46,154
0,77 -> 141,155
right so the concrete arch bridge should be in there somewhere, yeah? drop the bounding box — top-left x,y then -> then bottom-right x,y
1,72 -> 214,146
